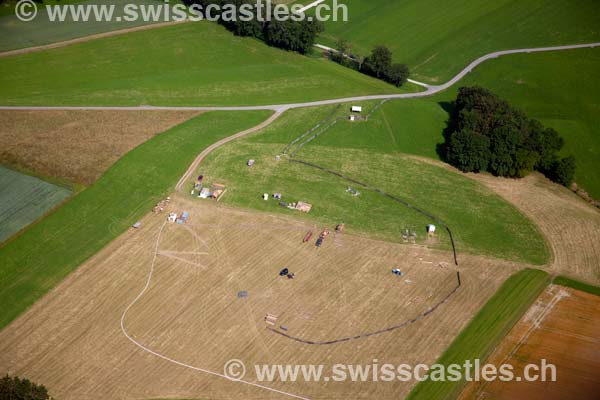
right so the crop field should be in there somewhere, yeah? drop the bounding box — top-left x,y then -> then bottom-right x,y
471,173 -> 600,285
0,195 -> 521,400
0,110 -> 200,185
316,0 -> 600,82
0,110 -> 270,329
0,0 -> 167,52
198,104 -> 549,265
0,166 -> 71,243
407,268 -> 551,400
459,285 -> 600,399
0,22 -> 419,107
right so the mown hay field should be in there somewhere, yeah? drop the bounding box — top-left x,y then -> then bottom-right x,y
0,196 -> 520,400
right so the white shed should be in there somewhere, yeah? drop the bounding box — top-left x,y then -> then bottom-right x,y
351,106 -> 362,113
427,224 -> 436,234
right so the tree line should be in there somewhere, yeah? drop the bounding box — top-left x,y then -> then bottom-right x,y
0,375 -> 52,400
331,40 -> 409,87
442,86 -> 575,186
181,0 -> 323,54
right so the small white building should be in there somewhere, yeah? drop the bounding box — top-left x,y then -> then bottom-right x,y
427,224 -> 436,234
263,193 -> 269,201
351,106 -> 362,113
247,159 -> 255,167
167,212 -> 178,223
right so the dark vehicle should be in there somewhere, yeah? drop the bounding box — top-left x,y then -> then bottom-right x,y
279,268 -> 289,276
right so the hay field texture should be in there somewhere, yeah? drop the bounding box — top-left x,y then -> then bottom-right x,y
0,196 -> 521,400
0,110 -> 200,185
0,110 -> 271,329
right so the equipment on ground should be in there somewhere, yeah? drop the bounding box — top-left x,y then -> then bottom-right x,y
303,230 -> 313,243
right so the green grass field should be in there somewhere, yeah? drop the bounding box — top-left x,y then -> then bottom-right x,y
553,276 -> 600,296
354,47 -> 600,199
0,110 -> 270,329
407,268 -> 551,400
316,0 -> 600,83
0,166 -> 72,243
0,22 -> 418,106
0,0 -> 165,51
198,104 -> 550,264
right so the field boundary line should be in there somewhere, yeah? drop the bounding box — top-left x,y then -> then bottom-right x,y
120,221 -> 312,400
0,21 -> 187,58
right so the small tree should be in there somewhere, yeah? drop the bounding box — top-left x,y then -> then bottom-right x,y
0,375 -> 52,400
362,45 -> 393,78
549,156 -> 576,186
386,63 -> 410,87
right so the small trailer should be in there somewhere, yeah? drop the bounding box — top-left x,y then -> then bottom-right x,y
351,106 -> 362,113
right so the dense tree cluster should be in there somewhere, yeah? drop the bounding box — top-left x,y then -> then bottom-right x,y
332,41 -> 409,87
0,375 -> 52,400
181,0 -> 323,54
443,86 -> 575,186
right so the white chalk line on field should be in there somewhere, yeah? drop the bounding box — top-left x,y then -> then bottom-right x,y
120,221 -> 311,400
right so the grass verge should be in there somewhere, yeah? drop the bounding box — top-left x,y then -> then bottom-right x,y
553,276 -> 600,296
0,110 -> 271,329
406,268 -> 551,400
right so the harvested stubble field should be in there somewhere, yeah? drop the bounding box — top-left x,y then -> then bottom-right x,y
0,110 -> 200,184
470,173 -> 600,285
459,285 -> 600,399
0,195 -> 521,400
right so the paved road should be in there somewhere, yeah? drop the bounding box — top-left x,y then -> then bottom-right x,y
2,42 -> 598,113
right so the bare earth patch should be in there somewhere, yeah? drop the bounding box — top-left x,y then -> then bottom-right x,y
459,285 -> 600,399
0,110 -> 200,185
0,195 -> 520,400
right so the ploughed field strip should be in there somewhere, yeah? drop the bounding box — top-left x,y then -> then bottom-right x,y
459,285 -> 600,399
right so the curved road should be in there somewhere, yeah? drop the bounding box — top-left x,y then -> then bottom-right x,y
1,42 -> 598,114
